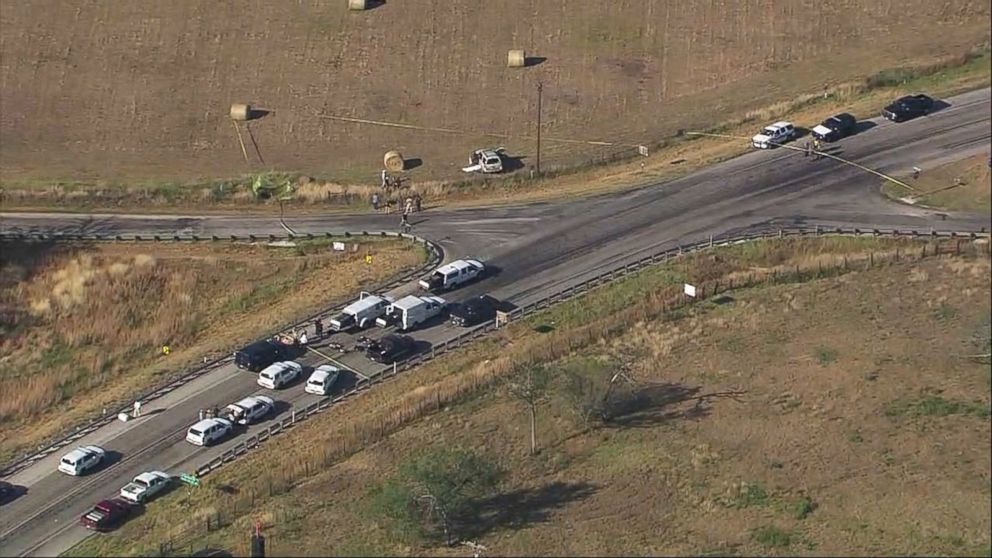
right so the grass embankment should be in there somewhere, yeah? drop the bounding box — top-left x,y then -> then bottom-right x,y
3,46 -> 989,214
0,238 -> 425,465
883,154 -> 992,213
70,236 -> 991,557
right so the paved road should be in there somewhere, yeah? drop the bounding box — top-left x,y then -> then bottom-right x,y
0,88 -> 989,556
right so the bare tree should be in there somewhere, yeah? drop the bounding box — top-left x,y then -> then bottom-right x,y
505,364 -> 552,454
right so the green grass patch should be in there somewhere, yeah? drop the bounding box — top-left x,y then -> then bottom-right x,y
815,345 -> 838,366
752,525 -> 793,548
792,496 -> 818,520
885,395 -> 990,419
730,483 -> 771,509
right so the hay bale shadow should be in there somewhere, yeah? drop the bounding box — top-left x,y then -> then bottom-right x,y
524,56 -> 547,67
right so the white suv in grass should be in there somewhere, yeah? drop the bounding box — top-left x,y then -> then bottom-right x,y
58,446 -> 106,476
751,121 -> 796,149
257,361 -> 302,390
120,471 -> 171,503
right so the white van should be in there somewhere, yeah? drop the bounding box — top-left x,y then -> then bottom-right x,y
305,365 -> 342,396
329,292 -> 393,331
257,361 -> 302,390
185,417 -> 233,446
376,295 -> 446,331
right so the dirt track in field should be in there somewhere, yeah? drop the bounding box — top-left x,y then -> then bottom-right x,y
1,0 -> 988,186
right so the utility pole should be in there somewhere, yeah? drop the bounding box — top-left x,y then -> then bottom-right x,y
536,82 -> 543,174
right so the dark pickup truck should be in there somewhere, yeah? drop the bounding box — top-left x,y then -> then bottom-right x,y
811,113 -> 857,142
80,498 -> 132,531
882,94 -> 934,122
449,295 -> 500,327
235,339 -> 289,372
365,334 -> 416,364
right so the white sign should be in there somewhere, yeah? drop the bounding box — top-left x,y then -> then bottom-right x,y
332,241 -> 346,251
684,283 -> 697,297
638,145 -> 649,157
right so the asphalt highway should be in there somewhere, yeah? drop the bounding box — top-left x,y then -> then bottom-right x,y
0,87 -> 989,557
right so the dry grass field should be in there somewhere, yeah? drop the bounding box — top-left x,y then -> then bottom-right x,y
884,153 -> 992,212
0,238 -> 424,465
1,0 -> 989,194
70,237 -> 992,557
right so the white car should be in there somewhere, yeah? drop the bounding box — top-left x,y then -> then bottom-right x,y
751,121 -> 796,149
224,395 -> 275,425
185,417 -> 234,446
257,361 -> 302,390
119,471 -> 171,503
305,365 -> 342,396
58,446 -> 106,476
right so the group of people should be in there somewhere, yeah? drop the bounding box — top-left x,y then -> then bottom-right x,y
803,139 -> 823,160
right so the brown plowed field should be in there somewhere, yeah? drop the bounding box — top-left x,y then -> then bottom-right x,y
1,0 -> 989,186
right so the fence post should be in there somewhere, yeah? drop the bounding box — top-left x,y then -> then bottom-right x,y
870,251 -> 874,267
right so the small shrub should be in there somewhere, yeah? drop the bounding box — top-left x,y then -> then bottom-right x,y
815,346 -> 838,366
753,526 -> 792,548
731,482 -> 770,508
847,430 -> 864,443
792,496 -> 817,520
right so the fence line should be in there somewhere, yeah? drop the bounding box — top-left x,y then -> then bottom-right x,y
0,232 -> 443,478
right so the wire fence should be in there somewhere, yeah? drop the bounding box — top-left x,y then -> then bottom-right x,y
134,226 -> 990,558
0,231 -> 443,478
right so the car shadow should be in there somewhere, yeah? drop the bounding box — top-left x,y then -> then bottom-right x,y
852,120 -> 877,135
792,127 -> 811,139
929,99 -> 951,114
501,153 -> 527,173
409,339 -> 433,359
90,450 -> 124,474
268,399 -> 293,418
0,483 -> 28,505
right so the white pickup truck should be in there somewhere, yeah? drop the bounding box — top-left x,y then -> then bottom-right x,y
376,295 -> 446,331
329,292 -> 393,331
419,259 -> 485,292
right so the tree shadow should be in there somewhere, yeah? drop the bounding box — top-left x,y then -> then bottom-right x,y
460,481 -> 597,537
605,383 -> 747,428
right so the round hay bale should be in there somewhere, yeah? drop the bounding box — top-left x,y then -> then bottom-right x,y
348,0 -> 367,10
383,150 -> 405,172
507,50 -> 526,68
230,103 -> 251,121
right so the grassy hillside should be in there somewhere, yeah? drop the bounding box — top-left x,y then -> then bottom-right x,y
1,0 -> 988,193
70,237 -> 992,557
0,238 -> 424,465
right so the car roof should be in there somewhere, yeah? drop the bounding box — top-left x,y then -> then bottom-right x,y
344,294 -> 386,314
768,121 -> 793,128
191,417 -> 230,430
134,471 -> 167,482
64,446 -> 100,460
434,259 -> 483,276
235,395 -> 272,408
240,339 -> 280,354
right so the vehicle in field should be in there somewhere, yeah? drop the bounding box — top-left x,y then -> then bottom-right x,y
811,113 -> 857,142
449,295 -> 499,327
376,295 -> 446,331
80,498 -> 132,531
419,259 -> 485,292
235,339 -> 289,372
257,361 -> 303,390
329,292 -> 393,332
185,417 -> 234,446
366,334 -> 416,364
119,471 -> 171,504
751,121 -> 796,149
305,365 -> 342,396
462,148 -> 505,174
882,94 -> 934,122
58,446 -> 106,476
224,395 -> 275,425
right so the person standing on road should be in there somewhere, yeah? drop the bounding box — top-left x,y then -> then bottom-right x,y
371,192 -> 380,211
198,409 -> 205,421
812,139 -> 822,160
804,140 -> 811,158
414,195 -> 422,213
314,318 -> 323,340
299,331 -> 308,346
133,400 -> 141,418
400,212 -> 411,232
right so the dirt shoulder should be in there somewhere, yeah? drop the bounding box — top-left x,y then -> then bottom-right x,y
883,153 -> 992,213
69,237 -> 991,557
0,238 -> 424,465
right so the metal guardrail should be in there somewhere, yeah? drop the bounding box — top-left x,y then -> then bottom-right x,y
0,231 -> 443,478
191,225 -> 991,478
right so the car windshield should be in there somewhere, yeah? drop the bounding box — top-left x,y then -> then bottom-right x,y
135,478 -> 150,487
309,378 -> 323,386
261,372 -> 273,379
189,428 -> 203,437
62,457 -> 73,465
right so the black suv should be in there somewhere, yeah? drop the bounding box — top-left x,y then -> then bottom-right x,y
450,295 -> 499,327
811,113 -> 857,142
882,94 -> 934,122
234,340 -> 288,372
366,334 -> 416,364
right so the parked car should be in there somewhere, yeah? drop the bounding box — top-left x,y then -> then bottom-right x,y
375,295 -> 446,331
80,498 -> 133,531
450,295 -> 499,327
366,334 -> 416,364
185,417 -> 234,446
58,446 -> 106,476
751,121 -> 796,149
257,361 -> 303,390
235,339 -> 289,372
224,395 -> 275,425
811,113 -> 857,142
329,292 -> 393,332
119,471 -> 171,504
419,259 -> 486,292
882,94 -> 934,122
305,365 -> 342,396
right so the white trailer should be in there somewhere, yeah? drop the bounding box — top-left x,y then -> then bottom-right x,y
329,292 -> 393,331
376,295 -> 446,331
419,259 -> 485,292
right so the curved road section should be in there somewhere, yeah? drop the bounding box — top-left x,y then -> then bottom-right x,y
1,88 -> 990,556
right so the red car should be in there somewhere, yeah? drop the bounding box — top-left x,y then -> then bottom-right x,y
80,498 -> 132,531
